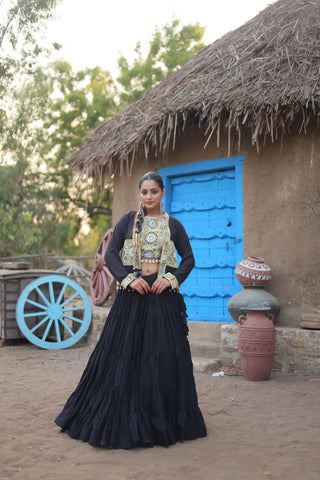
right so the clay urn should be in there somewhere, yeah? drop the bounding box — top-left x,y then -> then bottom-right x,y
238,307 -> 276,381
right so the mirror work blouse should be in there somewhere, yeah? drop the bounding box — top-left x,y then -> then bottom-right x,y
104,210 -> 195,289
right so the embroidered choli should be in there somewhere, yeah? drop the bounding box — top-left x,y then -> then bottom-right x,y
140,216 -> 166,262
121,216 -> 176,266
104,210 -> 195,290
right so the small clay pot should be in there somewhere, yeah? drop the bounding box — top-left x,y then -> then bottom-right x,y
235,256 -> 272,287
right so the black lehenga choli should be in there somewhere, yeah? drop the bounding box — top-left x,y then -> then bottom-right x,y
55,211 -> 207,448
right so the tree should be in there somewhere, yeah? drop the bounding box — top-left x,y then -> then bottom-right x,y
43,61 -> 117,168
0,64 -> 79,256
0,0 -> 61,92
42,60 -> 117,236
0,18 -> 207,257
117,17 -> 206,106
0,165 -> 38,256
0,61 -> 116,256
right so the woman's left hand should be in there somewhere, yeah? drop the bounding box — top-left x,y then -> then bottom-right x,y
150,277 -> 170,295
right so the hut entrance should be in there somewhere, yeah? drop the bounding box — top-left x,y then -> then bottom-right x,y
159,156 -> 244,322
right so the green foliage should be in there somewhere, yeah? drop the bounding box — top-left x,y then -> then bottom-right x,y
0,61 -> 115,256
0,161 -> 80,257
117,17 -> 206,106
44,61 -> 117,167
0,165 -> 36,256
0,0 -> 61,93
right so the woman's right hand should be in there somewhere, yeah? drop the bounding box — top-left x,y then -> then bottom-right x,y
129,278 -> 150,295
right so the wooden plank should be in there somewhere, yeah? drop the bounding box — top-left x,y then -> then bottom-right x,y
1,262 -> 30,270
301,313 -> 320,322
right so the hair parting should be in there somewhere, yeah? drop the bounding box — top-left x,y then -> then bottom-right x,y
138,171 -> 164,190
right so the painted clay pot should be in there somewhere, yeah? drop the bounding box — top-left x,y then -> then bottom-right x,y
238,307 -> 276,381
235,256 -> 272,287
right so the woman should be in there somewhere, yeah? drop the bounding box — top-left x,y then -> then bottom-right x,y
55,171 -> 207,448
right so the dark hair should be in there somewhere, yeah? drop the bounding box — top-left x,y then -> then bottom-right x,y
138,171 -> 164,190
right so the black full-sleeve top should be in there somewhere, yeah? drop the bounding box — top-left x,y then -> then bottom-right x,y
104,211 -> 195,285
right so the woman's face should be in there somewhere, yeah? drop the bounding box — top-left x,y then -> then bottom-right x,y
139,179 -> 165,215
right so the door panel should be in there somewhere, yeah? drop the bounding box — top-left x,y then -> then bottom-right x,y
159,157 -> 244,322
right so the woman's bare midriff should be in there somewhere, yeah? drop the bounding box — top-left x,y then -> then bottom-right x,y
141,263 -> 159,276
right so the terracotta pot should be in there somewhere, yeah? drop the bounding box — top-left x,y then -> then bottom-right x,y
235,256 -> 272,287
238,307 -> 276,381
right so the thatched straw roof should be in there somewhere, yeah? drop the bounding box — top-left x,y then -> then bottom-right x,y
69,0 -> 320,177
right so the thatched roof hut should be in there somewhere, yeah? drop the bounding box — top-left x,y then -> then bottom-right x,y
69,0 -> 320,178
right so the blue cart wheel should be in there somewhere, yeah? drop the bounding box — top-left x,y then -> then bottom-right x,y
16,274 -> 92,350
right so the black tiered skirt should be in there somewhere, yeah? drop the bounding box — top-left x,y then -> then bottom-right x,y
54,274 -> 207,448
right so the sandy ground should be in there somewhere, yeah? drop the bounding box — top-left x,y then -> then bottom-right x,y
1,341 -> 320,480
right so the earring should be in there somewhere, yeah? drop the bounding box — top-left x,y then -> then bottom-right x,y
135,201 -> 145,234
139,201 -> 146,216
160,201 -> 165,214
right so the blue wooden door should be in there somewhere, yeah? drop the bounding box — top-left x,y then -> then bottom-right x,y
159,157 -> 244,322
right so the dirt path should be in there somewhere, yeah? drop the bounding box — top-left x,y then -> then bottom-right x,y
0,342 -> 319,480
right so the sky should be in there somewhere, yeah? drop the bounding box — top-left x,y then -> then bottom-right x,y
46,0 -> 273,76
